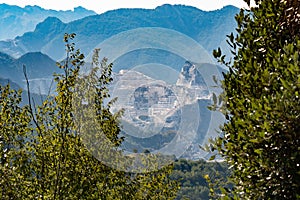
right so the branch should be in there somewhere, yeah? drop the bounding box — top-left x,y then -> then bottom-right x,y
22,65 -> 42,134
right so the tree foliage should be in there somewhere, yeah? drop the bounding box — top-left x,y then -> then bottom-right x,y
171,159 -> 230,200
0,33 -> 178,199
211,0 -> 300,199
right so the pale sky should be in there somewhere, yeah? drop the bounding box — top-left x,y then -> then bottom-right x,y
0,0 -> 250,14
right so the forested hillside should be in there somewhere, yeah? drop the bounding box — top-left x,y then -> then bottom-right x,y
0,4 -> 238,60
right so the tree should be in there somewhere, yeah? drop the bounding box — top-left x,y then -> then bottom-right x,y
0,33 -> 178,199
170,159 -> 230,200
211,0 -> 300,199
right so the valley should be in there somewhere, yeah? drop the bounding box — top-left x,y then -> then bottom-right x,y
0,4 -> 236,161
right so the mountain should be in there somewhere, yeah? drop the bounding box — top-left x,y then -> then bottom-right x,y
0,4 -> 96,41
0,52 -> 19,80
0,77 -> 21,91
110,61 -> 224,160
0,77 -> 47,106
0,51 -> 61,93
0,4 -> 239,60
176,61 -> 207,87
18,52 -> 59,77
0,4 -> 232,160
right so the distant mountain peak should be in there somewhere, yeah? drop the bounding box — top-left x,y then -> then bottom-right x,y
24,5 -> 42,10
0,3 -> 18,9
73,6 -> 94,12
221,5 -> 240,10
156,4 -> 238,12
18,51 -> 52,60
176,61 -> 206,87
32,16 -> 65,34
42,16 -> 63,23
154,3 -> 201,13
0,3 -> 96,40
156,4 -> 195,9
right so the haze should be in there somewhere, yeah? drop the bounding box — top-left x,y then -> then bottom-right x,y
0,0 -> 250,13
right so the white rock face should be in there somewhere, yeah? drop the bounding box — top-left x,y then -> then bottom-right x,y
176,61 -> 205,87
109,61 -> 218,159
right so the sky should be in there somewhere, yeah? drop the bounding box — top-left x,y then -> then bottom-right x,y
0,0 -> 250,14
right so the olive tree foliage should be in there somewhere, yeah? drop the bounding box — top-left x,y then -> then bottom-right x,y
209,0 -> 300,199
0,33 -> 178,199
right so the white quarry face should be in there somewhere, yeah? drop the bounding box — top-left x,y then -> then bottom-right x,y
74,27 -> 225,172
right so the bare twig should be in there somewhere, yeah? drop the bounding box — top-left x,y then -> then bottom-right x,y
23,65 -> 45,200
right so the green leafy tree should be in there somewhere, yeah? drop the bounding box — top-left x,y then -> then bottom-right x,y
171,159 -> 230,200
0,85 -> 33,199
210,0 -> 300,199
0,33 -> 178,199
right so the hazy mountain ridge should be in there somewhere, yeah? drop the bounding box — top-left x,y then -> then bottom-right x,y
0,3 -> 96,41
0,76 -> 21,90
0,51 -> 60,89
0,76 -> 47,106
0,4 -> 238,60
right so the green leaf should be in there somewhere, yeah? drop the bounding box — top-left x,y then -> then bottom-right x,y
212,93 -> 217,105
209,155 -> 216,161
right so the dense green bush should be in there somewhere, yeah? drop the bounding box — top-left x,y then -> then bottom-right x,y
211,0 -> 300,199
171,159 -> 230,200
